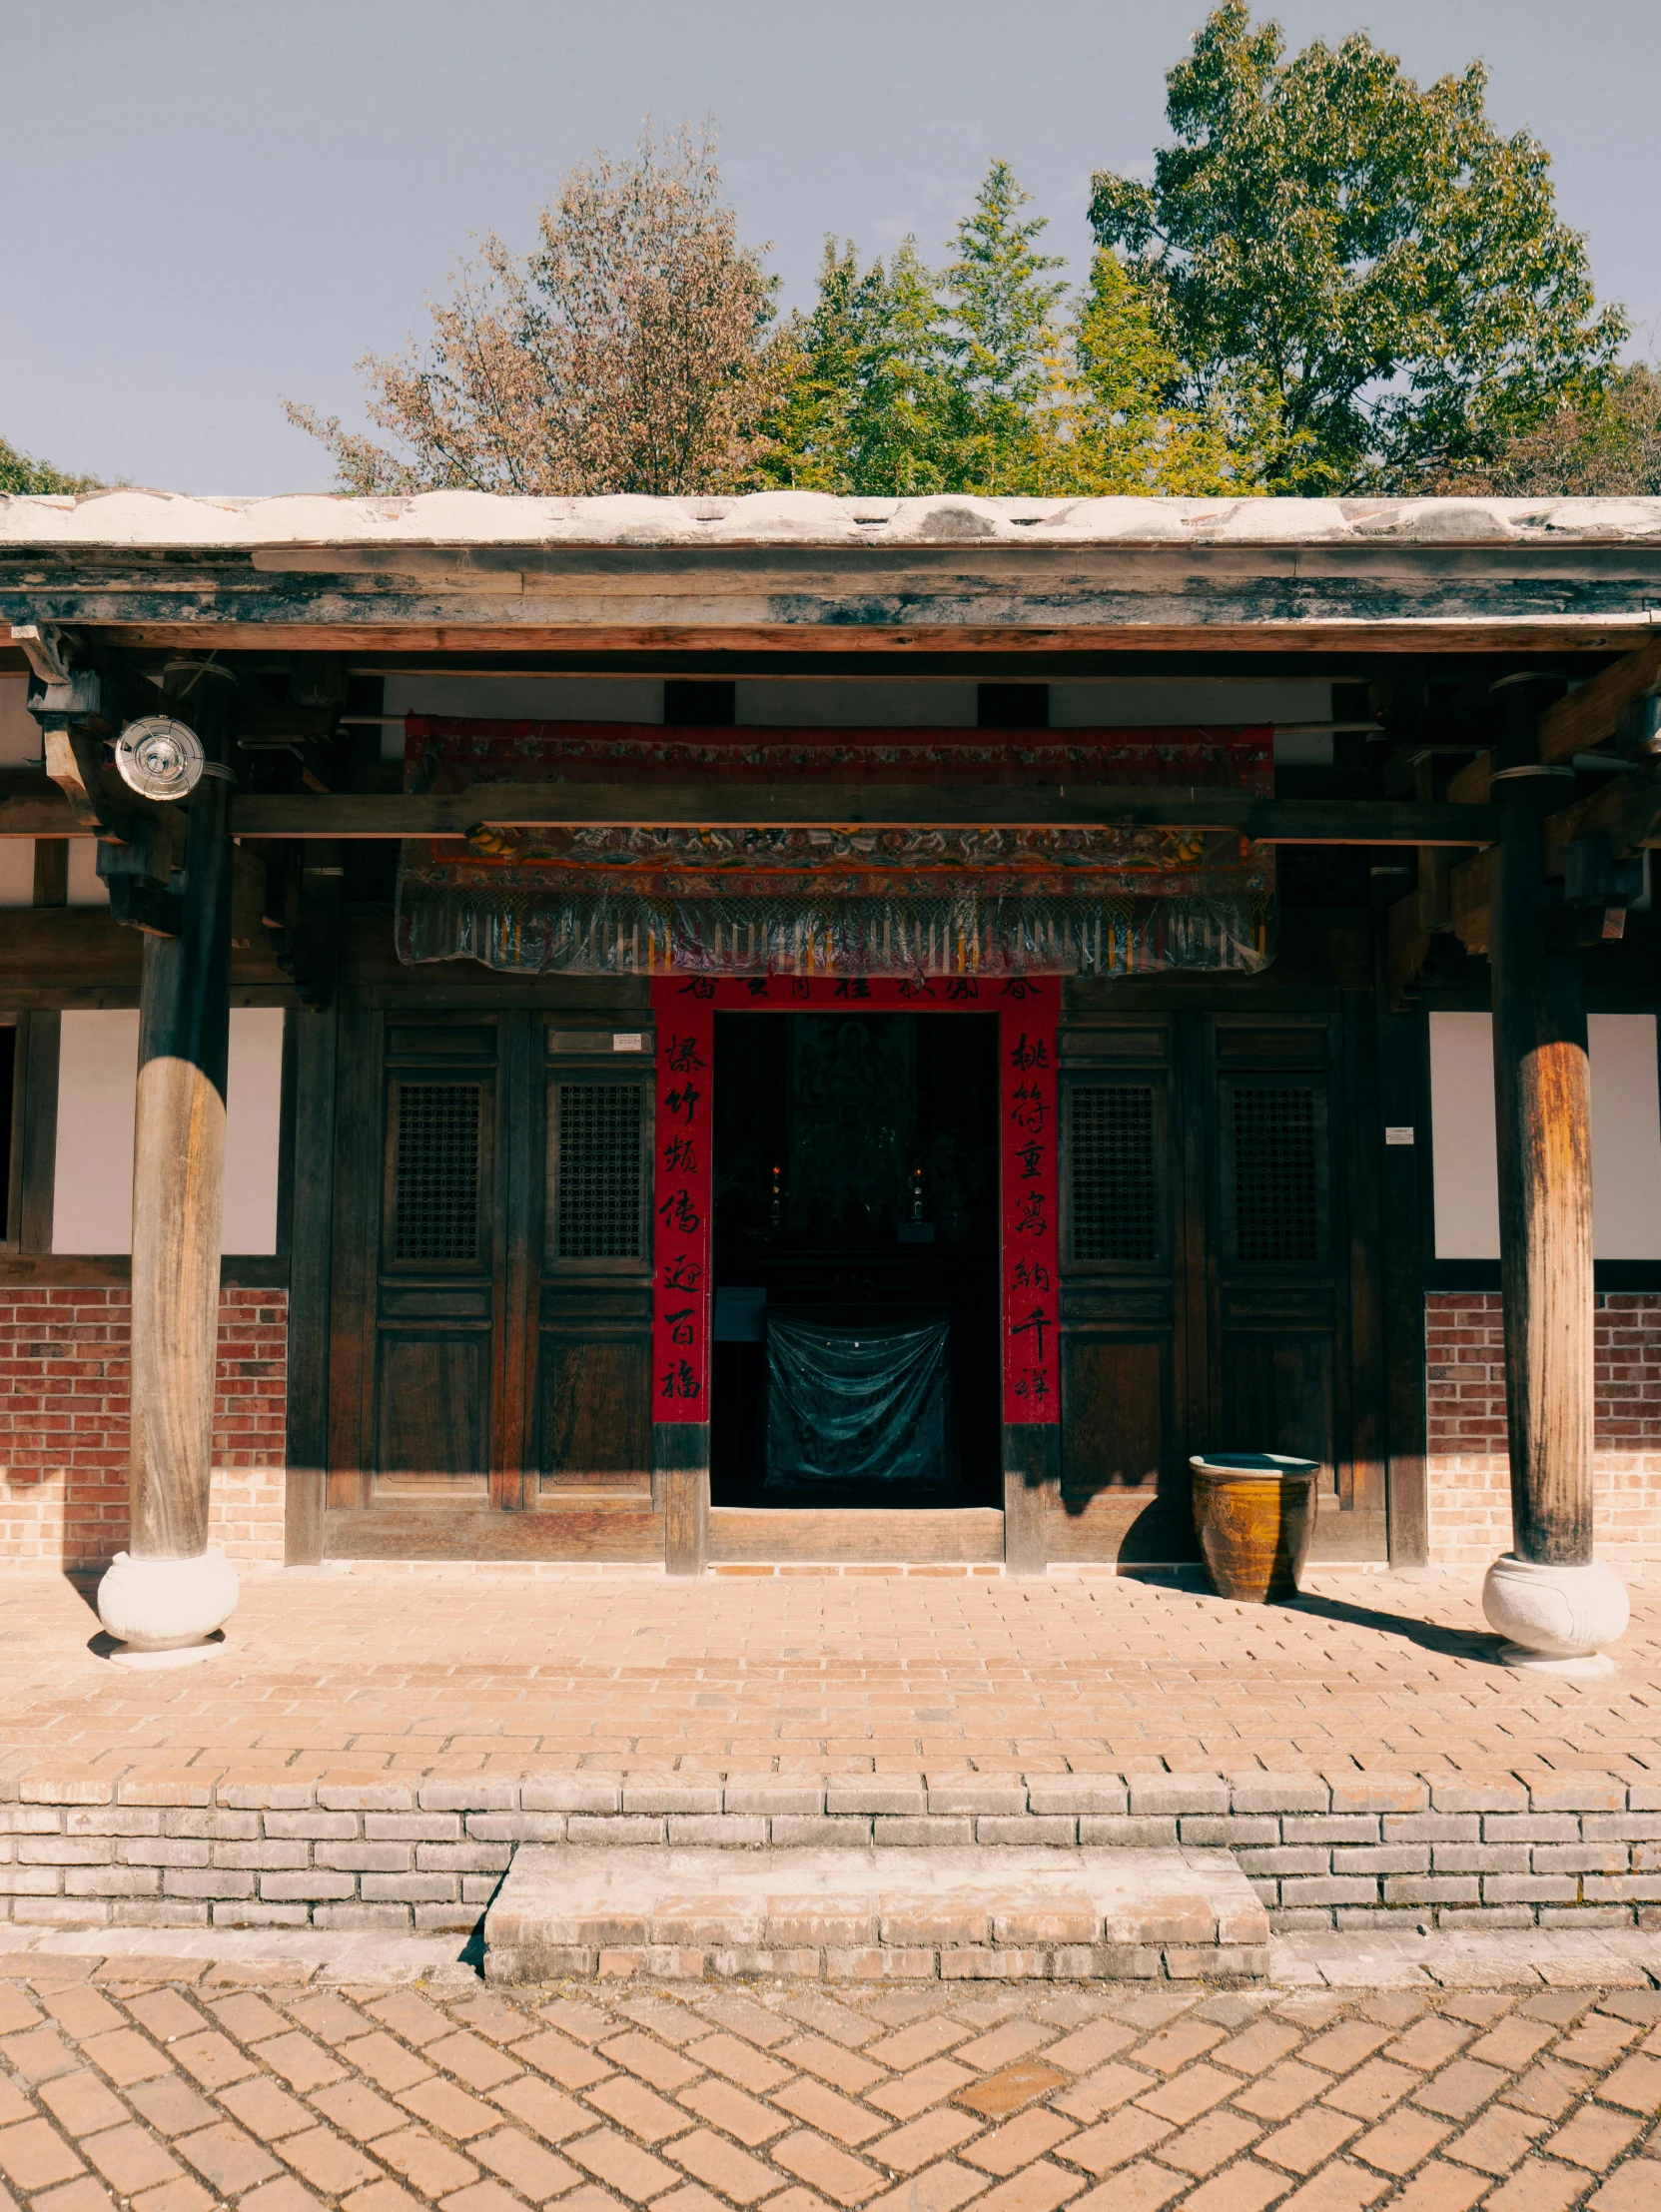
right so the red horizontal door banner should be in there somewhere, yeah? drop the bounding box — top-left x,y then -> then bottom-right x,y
650,993 -> 714,1422
649,973 -> 1061,1431
999,980 -> 1062,1424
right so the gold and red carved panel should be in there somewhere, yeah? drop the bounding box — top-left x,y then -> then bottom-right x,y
647,974 -> 1059,1432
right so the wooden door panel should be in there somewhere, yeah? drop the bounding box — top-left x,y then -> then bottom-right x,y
1058,1043 -> 1190,1546
384,1079 -> 489,1273
1064,1078 -> 1171,1269
1209,1019 -> 1383,1558
538,1336 -> 651,1498
546,1077 -> 651,1276
535,1039 -> 655,1505
326,1011 -> 504,1525
374,1333 -> 490,1499
1061,1335 -> 1169,1494
1219,1331 -> 1335,1481
1220,1080 -> 1329,1270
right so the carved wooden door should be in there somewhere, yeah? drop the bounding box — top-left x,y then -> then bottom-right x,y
323,1002 -> 657,1557
1057,1010 -> 1385,1562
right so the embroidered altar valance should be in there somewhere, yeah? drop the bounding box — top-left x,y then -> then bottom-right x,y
394,717 -> 1274,979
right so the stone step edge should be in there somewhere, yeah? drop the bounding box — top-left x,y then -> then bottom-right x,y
481,1936 -> 1272,1985
2,1763 -> 1653,1818
481,1844 -> 1269,1986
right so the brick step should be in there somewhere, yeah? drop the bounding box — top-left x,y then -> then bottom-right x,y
482,1843 -> 1269,1985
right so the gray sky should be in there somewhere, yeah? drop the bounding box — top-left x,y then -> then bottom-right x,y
3,0 -> 1655,495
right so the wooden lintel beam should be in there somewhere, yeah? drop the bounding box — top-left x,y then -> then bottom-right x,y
0,774 -> 1500,847
1538,636 -> 1661,761
75,620 -> 1661,658
221,785 -> 1498,847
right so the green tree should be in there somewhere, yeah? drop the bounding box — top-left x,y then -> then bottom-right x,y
942,160 -> 1069,492
766,178 -> 1271,497
852,242 -> 966,493
0,437 -> 100,495
764,240 -> 866,491
764,238 -> 965,495
1066,251 -> 1269,494
1089,4 -> 1627,491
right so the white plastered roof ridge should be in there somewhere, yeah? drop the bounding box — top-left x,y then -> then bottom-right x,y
4,487 -> 1661,547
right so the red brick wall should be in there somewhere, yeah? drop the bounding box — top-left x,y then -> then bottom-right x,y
1425,1290 -> 1661,1565
0,1287 -> 286,1571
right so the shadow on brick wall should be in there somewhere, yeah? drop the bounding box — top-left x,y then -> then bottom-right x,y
1425,1291 -> 1661,1566
0,1286 -> 288,1573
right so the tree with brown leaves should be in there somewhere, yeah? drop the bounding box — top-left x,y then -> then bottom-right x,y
287,126 -> 785,496
1429,366 -> 1661,496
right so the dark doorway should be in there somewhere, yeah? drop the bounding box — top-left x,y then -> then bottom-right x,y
710,1011 -> 1001,1507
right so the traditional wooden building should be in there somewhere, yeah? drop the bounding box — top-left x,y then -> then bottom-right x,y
0,490 -> 1657,1653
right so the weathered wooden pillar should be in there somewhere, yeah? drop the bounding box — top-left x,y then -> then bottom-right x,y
96,664 -> 241,1665
1479,678 -> 1627,1671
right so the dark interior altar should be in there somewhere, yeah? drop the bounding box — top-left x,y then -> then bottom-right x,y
709,1012 -> 1002,1507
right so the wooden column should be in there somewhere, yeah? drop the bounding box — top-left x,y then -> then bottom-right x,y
283,1000 -> 337,1567
1488,682 -> 1593,1566
650,985 -> 713,1577
659,1426 -> 711,1577
128,668 -> 236,1562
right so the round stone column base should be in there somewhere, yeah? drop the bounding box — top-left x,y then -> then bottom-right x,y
1481,1552 -> 1628,1661
1496,1643 -> 1620,1679
106,1635 -> 228,1672
96,1548 -> 239,1665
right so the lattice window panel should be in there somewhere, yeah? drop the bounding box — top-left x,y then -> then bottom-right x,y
1232,1087 -> 1319,1264
1070,1086 -> 1158,1263
394,1084 -> 481,1263
554,1084 -> 644,1260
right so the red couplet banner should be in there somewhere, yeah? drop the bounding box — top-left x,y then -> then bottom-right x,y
650,997 -> 715,1422
998,979 -> 1062,1424
649,974 -> 1061,1432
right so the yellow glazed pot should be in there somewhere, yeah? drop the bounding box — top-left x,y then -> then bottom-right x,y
1190,1453 -> 1319,1603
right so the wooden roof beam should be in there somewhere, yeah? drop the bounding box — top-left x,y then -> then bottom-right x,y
1538,636 -> 1661,761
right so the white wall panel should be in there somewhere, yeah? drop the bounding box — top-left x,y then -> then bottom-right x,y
0,679 -> 37,767
0,674 -> 47,914
52,1011 -> 139,1254
383,676 -> 663,737
0,843 -> 35,907
1429,1012 -> 1500,1259
222,1009 -> 285,1255
380,673 -> 1337,737
1050,680 -> 1332,728
1589,1014 -> 1661,1259
66,842 -> 107,906
1429,1010 -> 1661,1260
737,681 -> 977,726
53,1009 -> 285,1255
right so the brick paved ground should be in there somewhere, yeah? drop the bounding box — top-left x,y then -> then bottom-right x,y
1,1567 -> 1659,1786
0,1951 -> 1658,2212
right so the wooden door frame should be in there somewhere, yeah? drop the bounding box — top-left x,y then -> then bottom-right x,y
651,976 -> 1056,1575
